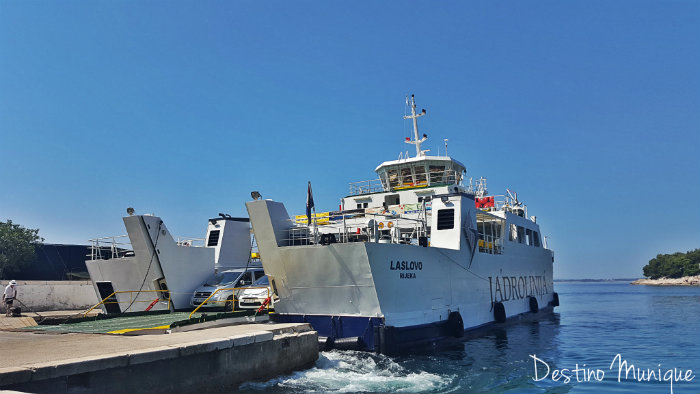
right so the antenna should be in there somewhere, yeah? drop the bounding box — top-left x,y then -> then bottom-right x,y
403,95 -> 429,157
443,139 -> 448,156
506,189 -> 522,207
126,207 -> 135,216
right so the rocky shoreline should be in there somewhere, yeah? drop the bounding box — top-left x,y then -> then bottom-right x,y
631,275 -> 700,286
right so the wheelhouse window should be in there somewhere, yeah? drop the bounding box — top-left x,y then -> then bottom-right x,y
387,169 -> 399,188
414,165 -> 427,185
437,209 -> 455,230
400,167 -> 413,186
377,169 -> 389,190
533,231 -> 541,247
429,165 -> 445,184
454,170 -> 463,184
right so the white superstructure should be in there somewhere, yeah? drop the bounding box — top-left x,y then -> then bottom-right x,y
246,96 -> 557,353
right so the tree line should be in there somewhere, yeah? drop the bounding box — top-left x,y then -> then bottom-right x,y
0,220 -> 43,279
642,249 -> 700,279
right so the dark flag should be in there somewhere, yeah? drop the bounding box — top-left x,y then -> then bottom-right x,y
306,181 -> 314,225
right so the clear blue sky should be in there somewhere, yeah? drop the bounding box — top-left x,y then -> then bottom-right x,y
1,1 -> 698,279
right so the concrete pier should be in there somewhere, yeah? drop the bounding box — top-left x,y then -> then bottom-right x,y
0,322 -> 318,393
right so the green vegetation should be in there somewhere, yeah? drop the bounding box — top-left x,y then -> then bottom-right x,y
642,249 -> 700,279
0,220 -> 44,279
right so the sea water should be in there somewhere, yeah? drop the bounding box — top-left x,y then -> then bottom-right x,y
239,282 -> 700,393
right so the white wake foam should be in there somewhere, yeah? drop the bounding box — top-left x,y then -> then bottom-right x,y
241,350 -> 455,393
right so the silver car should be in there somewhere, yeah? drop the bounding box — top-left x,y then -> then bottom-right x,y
190,268 -> 265,311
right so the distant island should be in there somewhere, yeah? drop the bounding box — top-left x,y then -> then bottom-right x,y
554,278 -> 640,282
631,249 -> 700,286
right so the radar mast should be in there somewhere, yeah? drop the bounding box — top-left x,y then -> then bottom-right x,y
403,94 -> 429,157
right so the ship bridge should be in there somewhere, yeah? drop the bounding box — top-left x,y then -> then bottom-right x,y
374,155 -> 465,192
348,95 -> 466,197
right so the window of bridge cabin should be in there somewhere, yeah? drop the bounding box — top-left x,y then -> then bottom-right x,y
400,167 -> 413,185
414,165 -> 427,184
429,165 -> 445,184
387,169 -> 399,188
526,229 -> 533,245
517,226 -> 526,244
533,231 -> 541,247
377,169 -> 388,189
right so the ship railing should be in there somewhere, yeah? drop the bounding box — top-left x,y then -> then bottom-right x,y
476,195 -> 529,218
83,289 -> 172,316
284,215 -> 429,246
177,237 -> 205,247
87,235 -> 133,261
478,234 -> 504,255
348,178 -> 385,195
348,169 -> 464,196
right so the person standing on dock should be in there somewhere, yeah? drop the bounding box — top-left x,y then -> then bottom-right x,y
2,280 -> 17,317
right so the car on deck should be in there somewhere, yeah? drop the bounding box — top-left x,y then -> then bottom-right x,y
238,275 -> 278,311
190,268 -> 265,311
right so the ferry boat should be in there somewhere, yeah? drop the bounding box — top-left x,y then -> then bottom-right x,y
246,95 -> 558,353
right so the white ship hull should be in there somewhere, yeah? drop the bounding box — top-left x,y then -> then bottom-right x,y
247,198 -> 557,353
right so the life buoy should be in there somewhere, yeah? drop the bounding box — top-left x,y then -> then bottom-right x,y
378,222 -> 384,229
528,296 -> 539,313
493,302 -> 506,323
